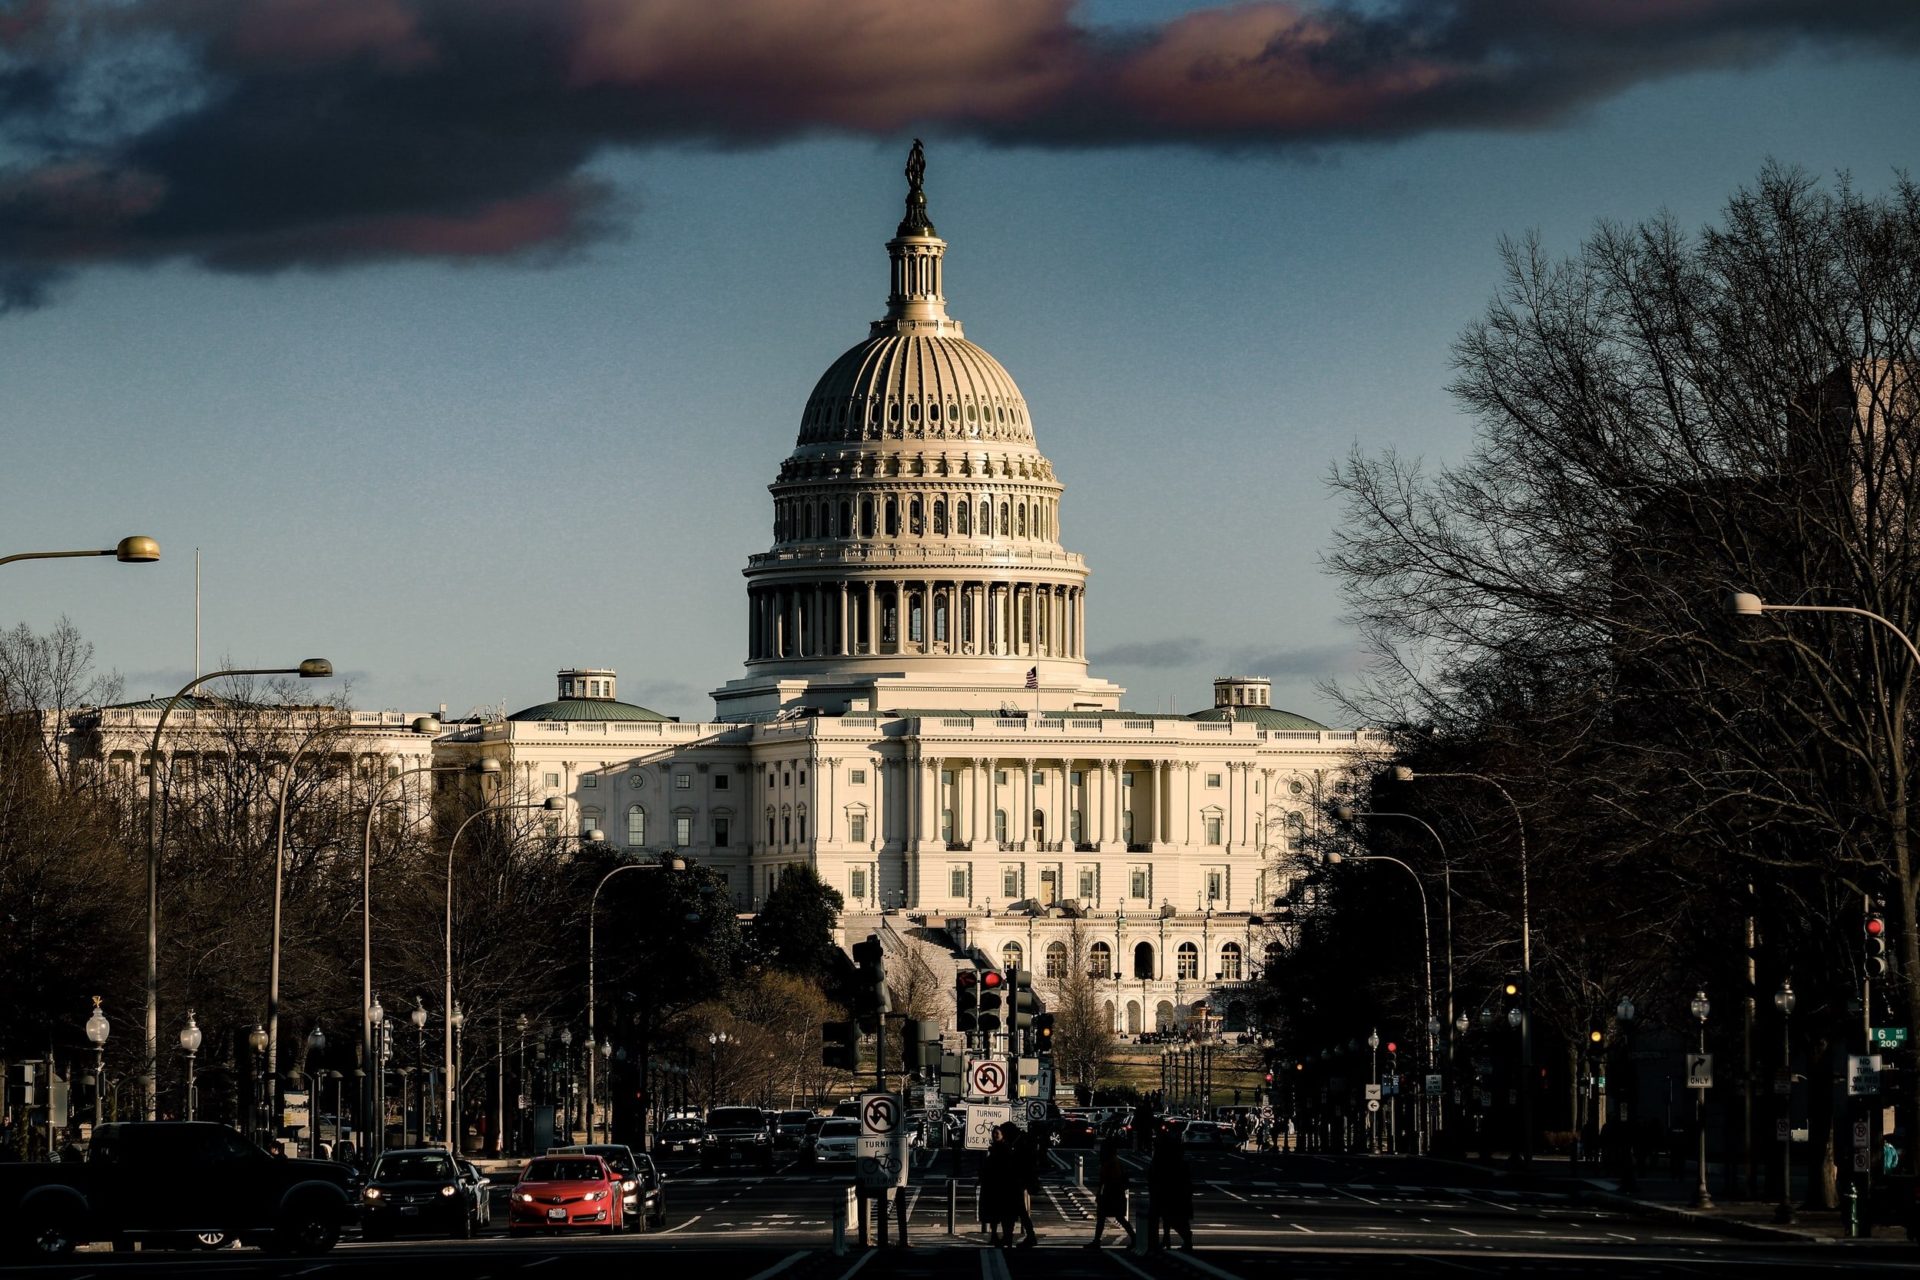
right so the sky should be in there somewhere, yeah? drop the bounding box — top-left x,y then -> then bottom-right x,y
1,0 -> 1916,726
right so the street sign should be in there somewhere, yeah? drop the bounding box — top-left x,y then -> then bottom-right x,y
1366,1099 -> 1381,1113
1016,1056 -> 1040,1099
856,1091 -> 907,1190
1847,1055 -> 1883,1097
1425,1074 -> 1443,1094
1037,1059 -> 1055,1100
1776,1118 -> 1790,1141
1853,1150 -> 1872,1173
921,1085 -> 942,1111
1364,1083 -> 1382,1101
1024,1099 -> 1048,1125
1686,1054 -> 1713,1089
1773,1069 -> 1791,1097
964,1103 -> 1011,1150
968,1057 -> 1009,1100
1873,1027 -> 1909,1048
1853,1120 -> 1871,1148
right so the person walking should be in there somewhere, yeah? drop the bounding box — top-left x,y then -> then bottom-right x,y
1148,1126 -> 1194,1251
1084,1137 -> 1136,1249
1013,1125 -> 1042,1247
979,1123 -> 1019,1245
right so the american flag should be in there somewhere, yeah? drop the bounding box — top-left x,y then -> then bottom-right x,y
1024,666 -> 1038,690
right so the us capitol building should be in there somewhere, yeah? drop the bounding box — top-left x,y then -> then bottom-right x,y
443,148 -> 1379,1035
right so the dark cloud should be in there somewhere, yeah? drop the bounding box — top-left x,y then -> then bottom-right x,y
1089,637 -> 1207,668
1227,642 -> 1369,676
0,0 -> 1913,308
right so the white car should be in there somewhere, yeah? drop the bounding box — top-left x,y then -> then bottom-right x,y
812,1118 -> 860,1164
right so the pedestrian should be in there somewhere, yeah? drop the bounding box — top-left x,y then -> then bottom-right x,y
1084,1136 -> 1136,1249
1148,1125 -> 1194,1251
979,1123 -> 1017,1245
1013,1125 -> 1042,1247
1133,1098 -> 1155,1152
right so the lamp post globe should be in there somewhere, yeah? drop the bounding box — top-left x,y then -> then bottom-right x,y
1690,991 -> 1711,1024
410,1001 -> 428,1032
1454,1012 -> 1469,1036
1617,996 -> 1636,1024
86,998 -> 110,1048
308,1024 -> 326,1055
86,998 -> 110,1130
1367,1031 -> 1380,1052
1507,1008 -> 1522,1028
249,1024 -> 269,1054
369,995 -> 384,1025
179,1012 -> 202,1055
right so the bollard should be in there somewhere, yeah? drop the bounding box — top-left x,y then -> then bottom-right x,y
1848,1178 -> 1864,1238
858,1187 -> 872,1247
1076,1154 -> 1085,1190
1134,1190 -> 1151,1255
947,1177 -> 958,1235
833,1192 -> 848,1256
896,1184 -> 910,1247
877,1189 -> 890,1248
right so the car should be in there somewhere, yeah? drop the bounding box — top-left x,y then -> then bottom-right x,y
549,1144 -> 663,1230
700,1106 -> 775,1169
799,1115 -> 831,1159
776,1110 -> 813,1149
658,1118 -> 705,1154
812,1118 -> 860,1164
360,1149 -> 479,1241
1178,1120 -> 1239,1149
508,1155 -> 625,1235
1054,1115 -> 1100,1148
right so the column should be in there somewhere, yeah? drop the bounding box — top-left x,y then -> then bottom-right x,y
1023,757 -> 1037,850
982,757 -> 998,850
1094,758 -> 1108,845
865,582 -> 878,654
838,585 -> 850,656
1184,763 -> 1195,845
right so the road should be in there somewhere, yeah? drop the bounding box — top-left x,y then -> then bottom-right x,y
20,1147 -> 1920,1277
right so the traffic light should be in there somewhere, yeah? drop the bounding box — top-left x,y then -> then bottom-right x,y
852,935 -> 890,1019
978,968 -> 1005,1033
939,1052 -> 963,1096
1011,968 -> 1038,1032
1587,1022 -> 1605,1049
1866,909 -> 1890,978
822,1020 -> 857,1071
956,968 -> 979,1032
1502,976 -> 1520,1003
1034,1012 -> 1055,1055
907,1019 -> 942,1073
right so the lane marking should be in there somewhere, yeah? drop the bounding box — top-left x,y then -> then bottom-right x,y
1330,1185 -> 1381,1207
980,1242 -> 1013,1280
1106,1250 -> 1157,1279
746,1252 -> 809,1280
1163,1248 -> 1246,1280
1208,1182 -> 1251,1203
655,1213 -> 704,1234
837,1246 -> 880,1280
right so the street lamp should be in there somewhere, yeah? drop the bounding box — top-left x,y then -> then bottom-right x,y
368,993 -> 384,1154
708,1031 -> 731,1106
410,999 -> 429,1147
1392,765 -> 1533,1162
585,853 -> 686,1145
1617,996 -> 1637,1192
443,794 -> 564,1158
147,657 -> 333,1120
1690,990 -> 1712,1209
179,1011 -> 202,1122
306,1025 -> 327,1157
1727,593 -> 1920,666
249,1024 -> 271,1146
450,1003 -> 465,1155
1773,981 -> 1795,1224
85,997 -> 109,1132
0,535 -> 160,567
1367,1030 -> 1381,1153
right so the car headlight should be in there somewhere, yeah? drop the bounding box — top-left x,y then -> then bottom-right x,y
622,1180 -> 636,1191
517,1193 -> 535,1203
585,1191 -> 605,1202
753,1133 -> 769,1143
440,1185 -> 457,1198
364,1187 -> 381,1200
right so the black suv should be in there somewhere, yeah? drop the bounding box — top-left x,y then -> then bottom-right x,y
700,1106 -> 775,1169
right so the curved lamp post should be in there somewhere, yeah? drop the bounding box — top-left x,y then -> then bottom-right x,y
179,1011 -> 202,1122
1773,981 -> 1795,1223
1691,989 -> 1712,1209
248,1024 -> 270,1145
1,535 -> 159,567
1727,592 -> 1920,668
1391,764 -> 1533,1163
85,998 -> 110,1131
586,854 -> 686,1144
306,1024 -> 326,1158
442,795 -> 566,1152
359,744 -> 480,1161
147,657 -> 333,1120
409,1000 -> 428,1147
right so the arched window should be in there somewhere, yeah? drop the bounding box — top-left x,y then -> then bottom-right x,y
805,504 -> 817,539
839,500 -> 852,537
980,500 -> 991,534
626,805 -> 645,846
1031,808 -> 1046,843
1154,1000 -> 1176,1032
1089,940 -> 1113,978
999,502 -> 1009,536
1177,941 -> 1200,979
885,499 -> 899,536
994,809 -> 1008,843
933,500 -> 947,534
1018,503 -> 1027,537
909,499 -> 923,535
1133,941 -> 1154,979
862,499 -> 876,538
957,501 -> 970,535
1264,942 -> 1284,972
1002,941 -> 1024,971
1045,941 -> 1068,978
1219,942 -> 1243,981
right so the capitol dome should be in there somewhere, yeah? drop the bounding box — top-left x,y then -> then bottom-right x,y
712,142 -> 1123,722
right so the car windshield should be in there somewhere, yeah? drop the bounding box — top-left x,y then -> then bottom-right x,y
375,1153 -> 454,1181
707,1108 -> 765,1129
821,1120 -> 860,1136
780,1111 -> 810,1124
663,1120 -> 700,1132
523,1158 -> 604,1182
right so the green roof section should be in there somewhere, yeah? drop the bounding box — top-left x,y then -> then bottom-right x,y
1186,705 -> 1330,731
508,698 -> 675,723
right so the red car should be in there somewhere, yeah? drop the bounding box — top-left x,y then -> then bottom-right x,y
508,1155 -> 625,1235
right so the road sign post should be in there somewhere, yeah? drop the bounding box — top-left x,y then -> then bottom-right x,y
967,1057 -> 1009,1101
857,1092 -> 908,1190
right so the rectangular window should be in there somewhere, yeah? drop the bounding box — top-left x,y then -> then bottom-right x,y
799,770 -> 807,785
941,808 -> 954,842
851,768 -> 867,785
714,773 -> 729,790
799,813 -> 808,841
1206,871 -> 1223,902
849,812 -> 867,843
675,774 -> 691,790
676,816 -> 692,847
995,769 -> 1008,784
714,817 -> 730,847
1130,869 -> 1148,899
1206,773 -> 1222,788
543,772 -> 561,789
583,774 -> 597,788
1077,868 -> 1095,899
1123,772 -> 1134,787
950,867 -> 968,899
1003,867 -> 1020,899
1205,816 -> 1223,845
1070,770 -> 1084,787
1034,772 -> 1046,786
850,868 -> 868,900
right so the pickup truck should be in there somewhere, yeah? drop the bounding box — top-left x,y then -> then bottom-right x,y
1,1121 -> 355,1258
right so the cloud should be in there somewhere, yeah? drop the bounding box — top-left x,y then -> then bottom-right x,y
0,0 -> 1913,308
1090,637 -> 1207,668
1227,642 -> 1370,676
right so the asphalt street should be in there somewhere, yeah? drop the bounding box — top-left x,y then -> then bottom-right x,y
16,1148 -> 1920,1277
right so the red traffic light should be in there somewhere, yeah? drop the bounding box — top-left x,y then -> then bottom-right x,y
1385,1042 -> 1397,1054
1867,914 -> 1887,937
957,970 -> 977,989
1264,1072 -> 1274,1084
981,970 -> 1005,990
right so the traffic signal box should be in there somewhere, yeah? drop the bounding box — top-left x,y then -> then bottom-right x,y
1010,969 -> 1037,1033
852,936 -> 890,1025
1034,1012 -> 1056,1055
906,1019 -> 942,1073
822,1020 -> 858,1070
1867,909 -> 1890,978
978,969 -> 1005,1033
956,968 -> 979,1032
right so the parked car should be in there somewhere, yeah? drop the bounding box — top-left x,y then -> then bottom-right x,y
508,1155 -> 625,1235
800,1115 -> 831,1159
701,1106 -> 775,1169
658,1117 -> 706,1154
812,1118 -> 860,1164
0,1121 -> 353,1259
1179,1120 -> 1239,1150
360,1149 -> 479,1240
549,1144 -> 663,1229
776,1110 -> 813,1149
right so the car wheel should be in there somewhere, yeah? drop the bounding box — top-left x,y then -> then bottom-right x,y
194,1230 -> 231,1250
273,1204 -> 341,1256
20,1210 -> 81,1258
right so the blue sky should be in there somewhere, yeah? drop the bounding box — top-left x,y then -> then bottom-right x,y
0,3 -> 1914,724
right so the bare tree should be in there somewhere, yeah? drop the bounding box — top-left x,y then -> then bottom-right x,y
1053,921 -> 1113,1096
